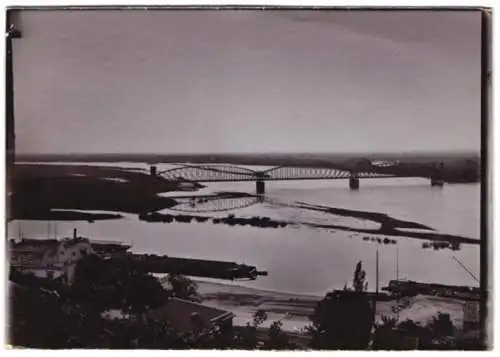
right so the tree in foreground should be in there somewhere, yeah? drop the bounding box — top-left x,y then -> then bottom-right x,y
231,309 -> 295,350
232,309 -> 267,349
264,320 -> 297,350
164,272 -> 202,302
9,282 -> 108,348
70,254 -> 168,315
373,312 -> 459,349
427,312 -> 455,337
308,261 -> 375,349
9,255 -> 208,348
9,279 -> 211,349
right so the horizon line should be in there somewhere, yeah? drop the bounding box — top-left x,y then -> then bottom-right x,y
15,149 -> 480,156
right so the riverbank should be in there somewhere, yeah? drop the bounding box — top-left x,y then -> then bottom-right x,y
188,279 -> 467,333
9,163 -> 479,247
9,163 -> 199,218
138,208 -> 478,247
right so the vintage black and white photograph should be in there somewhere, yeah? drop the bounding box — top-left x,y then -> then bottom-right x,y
5,7 -> 490,350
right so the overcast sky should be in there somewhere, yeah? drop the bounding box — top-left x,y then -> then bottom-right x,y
12,10 -> 481,154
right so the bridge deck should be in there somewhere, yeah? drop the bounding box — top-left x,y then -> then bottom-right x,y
153,164 -> 438,183
165,175 -> 415,182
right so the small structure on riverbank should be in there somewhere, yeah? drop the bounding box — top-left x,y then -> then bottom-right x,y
8,230 -> 93,285
463,301 -> 480,332
9,239 -> 66,280
382,280 -> 479,300
8,228 -> 131,285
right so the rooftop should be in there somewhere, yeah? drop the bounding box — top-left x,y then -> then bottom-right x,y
90,239 -> 131,246
10,237 -> 92,248
11,239 -> 59,249
60,236 -> 91,248
148,298 -> 233,334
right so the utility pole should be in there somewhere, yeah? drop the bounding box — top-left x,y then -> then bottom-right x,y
376,247 -> 379,295
6,11 -> 21,168
396,245 -> 399,282
395,245 -> 400,322
374,247 -> 379,316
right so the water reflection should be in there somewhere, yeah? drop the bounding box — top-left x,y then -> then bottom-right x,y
153,193 -> 475,251
10,162 -> 480,294
168,195 -> 264,213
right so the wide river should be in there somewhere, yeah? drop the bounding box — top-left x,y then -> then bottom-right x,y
9,162 -> 480,297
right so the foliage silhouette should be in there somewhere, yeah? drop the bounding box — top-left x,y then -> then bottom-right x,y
164,273 -> 202,302
70,254 -> 168,314
427,312 -> 455,337
10,257 -> 479,350
308,261 -> 375,349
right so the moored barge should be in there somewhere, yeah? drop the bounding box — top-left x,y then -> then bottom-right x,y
112,253 -> 268,281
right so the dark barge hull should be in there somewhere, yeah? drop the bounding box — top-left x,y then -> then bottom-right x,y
382,280 -> 480,300
112,253 -> 268,281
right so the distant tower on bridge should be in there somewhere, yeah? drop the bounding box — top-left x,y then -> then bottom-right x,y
150,165 -> 158,176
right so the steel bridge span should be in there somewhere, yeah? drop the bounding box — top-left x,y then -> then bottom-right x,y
150,164 -> 444,194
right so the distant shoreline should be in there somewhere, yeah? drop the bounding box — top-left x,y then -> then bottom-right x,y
14,152 -> 480,168
13,152 -> 481,184
15,150 -> 480,161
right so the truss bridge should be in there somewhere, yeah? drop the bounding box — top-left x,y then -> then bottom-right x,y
150,162 -> 445,194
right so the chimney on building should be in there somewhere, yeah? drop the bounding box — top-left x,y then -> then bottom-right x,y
73,228 -> 77,239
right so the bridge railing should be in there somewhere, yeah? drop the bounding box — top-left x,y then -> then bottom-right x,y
157,164 -> 397,182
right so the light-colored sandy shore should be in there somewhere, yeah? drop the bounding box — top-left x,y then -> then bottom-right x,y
194,279 -> 317,332
189,279 -> 467,333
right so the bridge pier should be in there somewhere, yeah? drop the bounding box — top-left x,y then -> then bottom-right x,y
150,165 -> 157,176
349,173 -> 359,190
430,162 -> 444,187
256,180 -> 265,195
430,177 -> 444,187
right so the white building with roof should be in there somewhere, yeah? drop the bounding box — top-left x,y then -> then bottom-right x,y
9,228 -> 94,285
